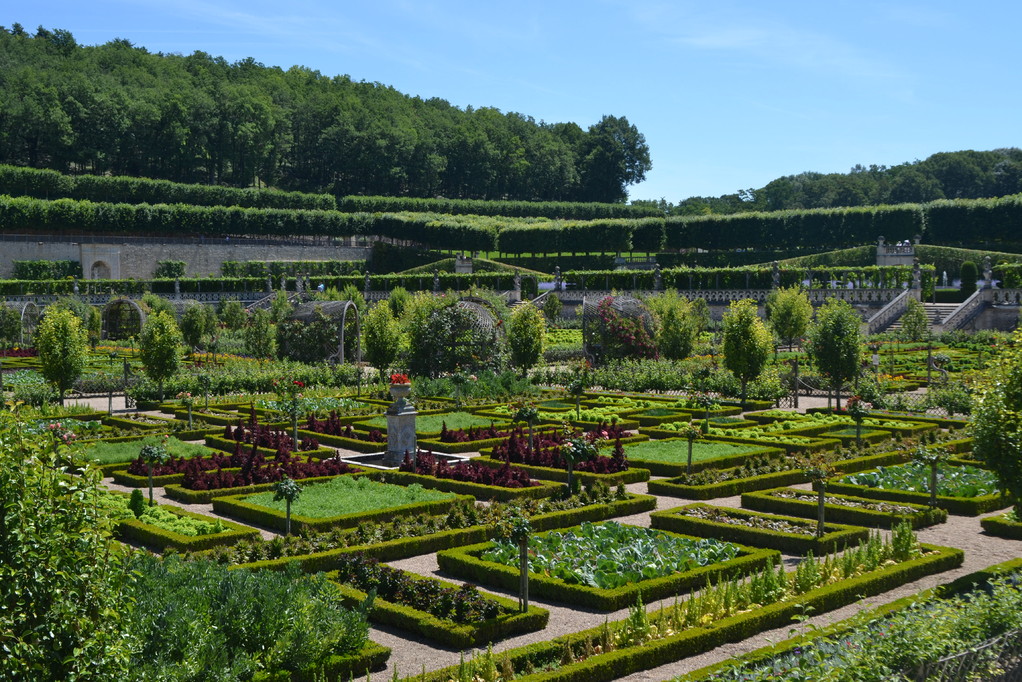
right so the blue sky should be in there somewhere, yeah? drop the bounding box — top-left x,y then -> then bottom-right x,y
8,1 -> 1021,202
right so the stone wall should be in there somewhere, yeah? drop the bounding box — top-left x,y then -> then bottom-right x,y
0,240 -> 371,279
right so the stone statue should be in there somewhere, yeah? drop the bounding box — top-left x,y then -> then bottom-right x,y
433,270 -> 440,291
771,261 -> 780,288
654,264 -> 663,291
983,256 -> 993,287
365,271 -> 372,292
72,278 -> 79,295
554,266 -> 562,291
912,258 -> 921,289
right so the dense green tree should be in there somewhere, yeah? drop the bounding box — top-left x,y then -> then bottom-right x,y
971,329 -> 1022,516
721,299 -> 772,407
900,296 -> 930,342
645,290 -> 697,360
507,303 -> 546,373
219,298 -> 248,331
36,307 -> 87,404
805,299 -> 864,409
765,286 -> 813,350
361,302 -> 402,382
139,310 -> 183,400
243,308 -> 276,361
179,303 -> 217,350
0,303 -> 21,347
0,408 -> 135,679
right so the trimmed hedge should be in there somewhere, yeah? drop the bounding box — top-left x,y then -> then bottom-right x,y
253,641 -> 390,682
648,469 -> 810,500
327,574 -> 548,649
650,504 -> 870,555
979,513 -> 1022,540
363,470 -> 562,502
212,487 -> 473,535
203,434 -> 336,460
741,487 -> 948,529
413,543 -> 963,682
232,493 -> 657,572
115,505 -> 260,552
470,455 -> 651,486
437,528 -> 779,612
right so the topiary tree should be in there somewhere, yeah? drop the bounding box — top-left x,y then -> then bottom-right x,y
679,423 -> 702,474
912,444 -> 950,508
362,302 -> 402,383
139,311 -> 183,401
765,285 -> 812,353
140,438 -> 170,506
542,293 -> 562,322
795,451 -> 838,538
36,307 -> 88,405
646,290 -> 697,360
721,299 -> 772,408
273,475 -> 302,536
388,286 -> 411,319
806,298 -> 863,410
900,297 -> 929,342
493,509 -> 532,612
0,408 -> 134,679
960,260 -> 978,297
513,402 -> 540,452
508,303 -> 546,374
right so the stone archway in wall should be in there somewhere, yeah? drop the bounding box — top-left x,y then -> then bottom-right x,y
90,260 -> 111,280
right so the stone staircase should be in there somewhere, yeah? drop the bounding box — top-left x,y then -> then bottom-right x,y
885,302 -> 958,333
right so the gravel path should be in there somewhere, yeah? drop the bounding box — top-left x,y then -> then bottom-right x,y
90,392 -> 1022,680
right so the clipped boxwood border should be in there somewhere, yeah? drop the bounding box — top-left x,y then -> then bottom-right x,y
741,487 -> 948,529
233,493 -> 658,572
164,472 -> 360,504
623,439 -> 783,477
115,505 -> 260,552
648,469 -> 809,500
252,641 -> 390,682
437,526 -> 779,612
470,455 -> 651,486
111,468 -> 187,488
411,543 -> 963,682
650,503 -> 870,555
364,469 -> 562,502
327,573 -> 549,649
827,467 -> 1013,516
204,433 -> 336,459
980,512 -> 1022,540
212,485 -> 474,535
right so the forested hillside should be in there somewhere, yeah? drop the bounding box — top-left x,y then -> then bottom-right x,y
0,24 -> 650,202
651,148 -> 1022,215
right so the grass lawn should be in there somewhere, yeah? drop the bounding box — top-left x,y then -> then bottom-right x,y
242,476 -> 457,518
360,411 -> 507,433
624,439 -> 763,465
83,435 -> 212,465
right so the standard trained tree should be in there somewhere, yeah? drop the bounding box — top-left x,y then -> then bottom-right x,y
36,307 -> 88,405
806,298 -> 863,410
765,286 -> 812,352
646,290 -> 697,360
362,301 -> 402,382
900,297 -> 930,342
139,310 -> 183,401
971,329 -> 1022,517
508,303 -> 546,374
721,299 -> 772,407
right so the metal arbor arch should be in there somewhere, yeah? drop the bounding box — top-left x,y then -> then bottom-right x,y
581,294 -> 656,365
287,300 -> 362,364
102,298 -> 148,341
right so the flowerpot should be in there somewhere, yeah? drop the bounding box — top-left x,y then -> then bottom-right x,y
390,383 -> 412,401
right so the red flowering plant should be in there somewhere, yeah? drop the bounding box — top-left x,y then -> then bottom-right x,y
390,373 -> 410,385
595,297 -> 658,360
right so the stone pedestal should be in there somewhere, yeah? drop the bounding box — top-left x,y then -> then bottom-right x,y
383,384 -> 417,466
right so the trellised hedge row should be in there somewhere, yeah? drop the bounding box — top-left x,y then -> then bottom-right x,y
0,164 -> 336,210
339,195 -> 662,219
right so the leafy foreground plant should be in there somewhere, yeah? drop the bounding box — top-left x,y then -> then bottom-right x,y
125,555 -> 371,681
482,522 -> 741,589
699,571 -> 1022,681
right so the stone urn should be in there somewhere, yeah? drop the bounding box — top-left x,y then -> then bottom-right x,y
389,383 -> 412,402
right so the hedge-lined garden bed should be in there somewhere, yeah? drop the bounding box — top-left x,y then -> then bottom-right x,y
741,487 -> 948,529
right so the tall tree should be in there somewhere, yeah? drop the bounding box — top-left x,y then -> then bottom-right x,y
805,299 -> 863,409
139,310 -> 183,401
765,286 -> 813,351
721,299 -> 772,407
35,307 -> 87,405
361,301 -> 402,382
507,303 -> 546,374
578,115 -> 651,203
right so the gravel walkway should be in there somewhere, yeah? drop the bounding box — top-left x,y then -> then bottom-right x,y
88,392 -> 1022,681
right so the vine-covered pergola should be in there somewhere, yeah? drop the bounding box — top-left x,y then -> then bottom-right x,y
286,300 -> 362,364
581,294 -> 656,365
102,298 -> 147,341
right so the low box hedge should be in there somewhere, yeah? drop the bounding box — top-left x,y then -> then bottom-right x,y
437,527 -> 779,612
212,487 -> 474,535
232,493 -> 657,572
741,487 -> 948,529
363,469 -> 562,502
650,504 -> 870,555
253,641 -> 390,682
111,468 -> 188,488
417,436 -> 510,454
818,427 -> 893,447
826,474 -> 1012,516
648,469 -> 809,500
980,512 -> 1022,540
469,455 -> 651,486
327,573 -> 549,649
204,433 -> 336,459
413,544 -> 963,682
164,472 -> 359,505
298,429 -> 384,453
623,440 -> 784,478
115,505 -> 260,552
102,414 -> 177,431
